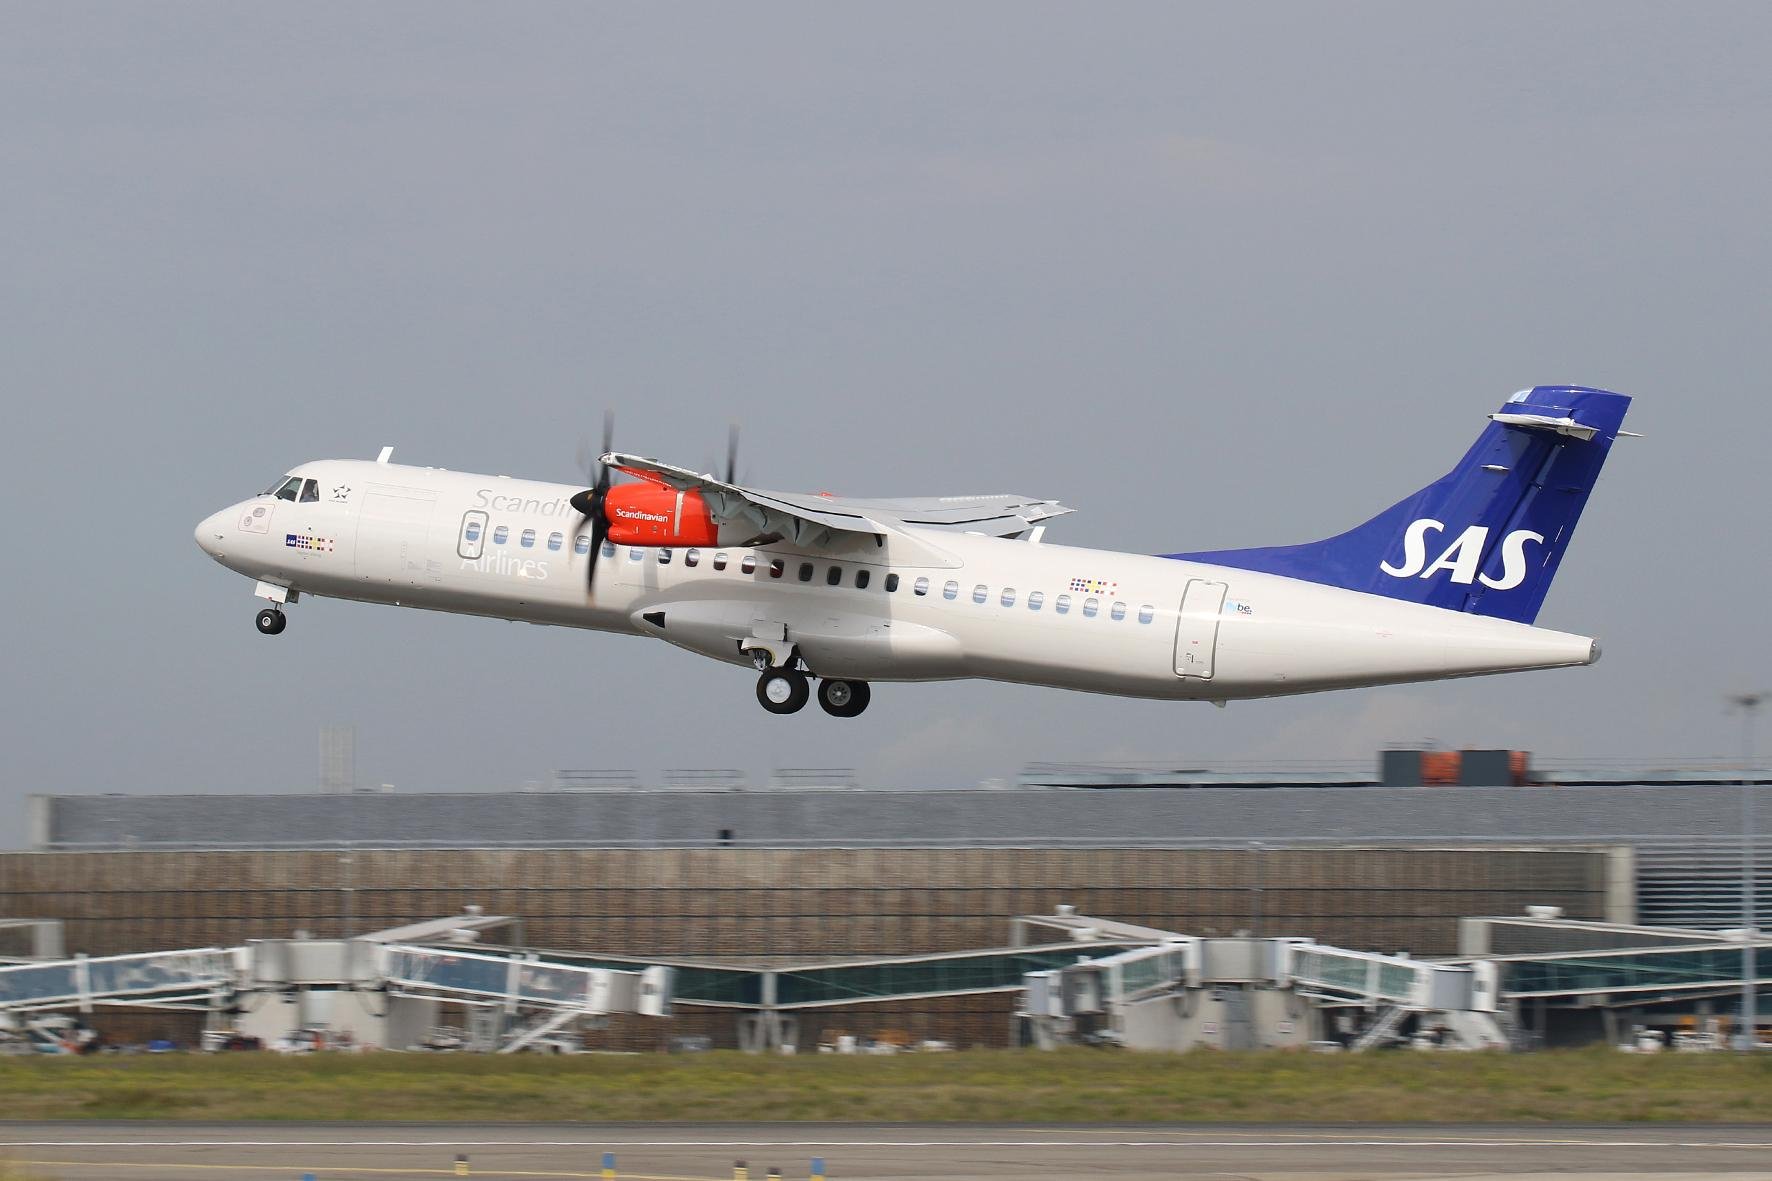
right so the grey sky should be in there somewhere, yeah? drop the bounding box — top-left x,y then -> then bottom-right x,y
3,3 -> 1769,832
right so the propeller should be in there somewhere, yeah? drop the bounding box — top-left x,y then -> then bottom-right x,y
723,423 -> 740,484
568,411 -> 616,592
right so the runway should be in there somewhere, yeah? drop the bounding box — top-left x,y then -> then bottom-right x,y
4,1123 -> 1772,1181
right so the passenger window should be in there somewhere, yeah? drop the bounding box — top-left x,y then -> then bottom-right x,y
658,548 -> 673,565
826,565 -> 842,586
914,577 -> 929,596
493,525 -> 510,546
741,555 -> 758,574
275,477 -> 302,502
1083,597 -> 1099,618
855,569 -> 871,589
547,532 -> 563,552
1028,591 -> 1044,611
520,529 -> 536,549
465,521 -> 482,543
1138,604 -> 1155,624
713,552 -> 728,571
798,562 -> 814,583
684,548 -> 700,568
769,559 -> 784,579
1111,601 -> 1127,621
1000,588 -> 1016,608
601,540 -> 616,558
971,584 -> 988,604
299,479 -> 320,503
885,573 -> 899,592
943,581 -> 959,600
628,548 -> 643,562
1056,594 -> 1072,615
574,535 -> 591,555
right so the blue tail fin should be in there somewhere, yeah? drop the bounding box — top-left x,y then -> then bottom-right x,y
1164,386 -> 1633,624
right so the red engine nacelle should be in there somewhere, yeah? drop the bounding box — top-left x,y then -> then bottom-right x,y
602,482 -> 719,547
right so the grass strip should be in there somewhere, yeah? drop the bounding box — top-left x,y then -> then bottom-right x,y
0,1047 -> 1768,1123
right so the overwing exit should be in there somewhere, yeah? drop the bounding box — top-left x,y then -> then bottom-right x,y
195,386 -> 1633,717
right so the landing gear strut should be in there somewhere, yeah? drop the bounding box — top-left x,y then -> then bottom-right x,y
756,667 -> 809,714
255,607 -> 287,636
817,678 -> 871,718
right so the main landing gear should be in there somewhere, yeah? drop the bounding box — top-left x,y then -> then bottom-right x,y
753,665 -> 871,718
756,667 -> 810,715
255,607 -> 287,636
815,677 -> 870,718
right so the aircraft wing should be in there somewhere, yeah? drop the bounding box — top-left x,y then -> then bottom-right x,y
605,453 -> 1072,546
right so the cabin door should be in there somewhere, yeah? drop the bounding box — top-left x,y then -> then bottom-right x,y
1173,579 -> 1227,679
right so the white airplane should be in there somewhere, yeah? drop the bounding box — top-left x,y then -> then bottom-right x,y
196,386 -> 1632,717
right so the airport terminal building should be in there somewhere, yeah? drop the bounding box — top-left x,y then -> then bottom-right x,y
4,759 -> 1769,1050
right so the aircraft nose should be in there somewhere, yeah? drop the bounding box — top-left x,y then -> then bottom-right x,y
194,509 -> 230,558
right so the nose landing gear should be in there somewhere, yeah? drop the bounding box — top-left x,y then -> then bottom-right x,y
255,607 -> 287,636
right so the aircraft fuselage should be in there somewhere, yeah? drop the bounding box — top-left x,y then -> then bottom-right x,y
195,459 -> 1597,704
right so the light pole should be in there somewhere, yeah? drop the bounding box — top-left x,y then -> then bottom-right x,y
1729,692 -> 1765,1051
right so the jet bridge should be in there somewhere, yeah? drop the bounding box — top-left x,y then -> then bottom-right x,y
1018,915 -> 1505,1051
0,913 -> 675,1053
1454,913 -> 1772,1047
0,948 -> 236,1016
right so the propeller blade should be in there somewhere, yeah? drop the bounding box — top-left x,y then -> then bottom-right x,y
724,423 -> 740,485
569,412 -> 617,593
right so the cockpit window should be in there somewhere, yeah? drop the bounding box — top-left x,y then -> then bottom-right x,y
271,476 -> 302,502
298,479 -> 320,503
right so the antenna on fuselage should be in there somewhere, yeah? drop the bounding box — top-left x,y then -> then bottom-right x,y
376,446 -> 394,464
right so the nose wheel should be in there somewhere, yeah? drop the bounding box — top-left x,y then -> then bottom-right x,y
255,607 -> 287,636
817,678 -> 871,718
756,667 -> 810,714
